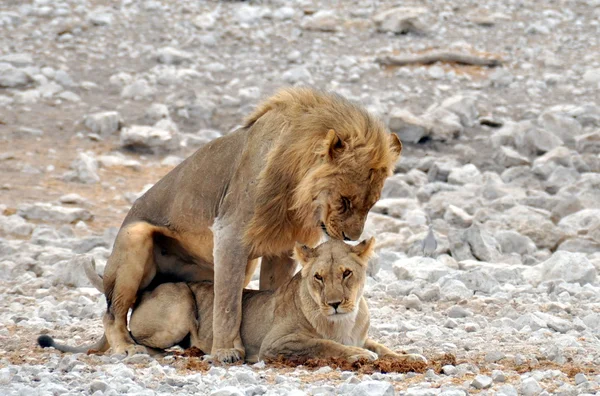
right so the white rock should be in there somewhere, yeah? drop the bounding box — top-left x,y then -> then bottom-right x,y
441,95 -> 479,127
495,146 -> 531,168
17,203 -> 92,224
0,214 -> 33,237
575,132 -> 600,154
156,47 -> 193,65
84,111 -> 121,137
439,279 -> 473,301
448,164 -> 482,186
502,205 -> 564,249
539,251 -> 597,285
373,7 -> 427,34
521,377 -> 543,396
0,62 -> 31,87
87,8 -> 113,26
350,381 -> 394,396
538,111 -> 583,145
121,79 -> 154,99
282,66 -> 312,84
583,68 -> 600,84
0,53 -> 33,67
301,10 -> 340,32
63,152 -> 100,184
472,375 -> 493,389
194,12 -> 217,30
145,103 -> 170,122
53,255 -> 95,288
210,387 -> 244,396
120,125 -> 180,154
393,257 -> 456,282
388,108 -> 430,143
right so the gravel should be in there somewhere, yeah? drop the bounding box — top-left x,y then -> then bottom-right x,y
1,0 -> 600,394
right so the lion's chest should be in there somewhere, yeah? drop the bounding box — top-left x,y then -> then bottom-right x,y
316,314 -> 363,347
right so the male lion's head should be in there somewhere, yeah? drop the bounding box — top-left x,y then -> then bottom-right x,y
294,121 -> 402,242
294,238 -> 374,320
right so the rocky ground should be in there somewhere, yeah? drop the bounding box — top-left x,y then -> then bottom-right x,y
1,0 -> 600,395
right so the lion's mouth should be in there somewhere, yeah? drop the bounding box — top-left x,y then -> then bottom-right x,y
320,222 -> 330,237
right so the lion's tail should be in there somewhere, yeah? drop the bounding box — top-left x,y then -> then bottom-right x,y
37,333 -> 109,354
84,257 -> 105,293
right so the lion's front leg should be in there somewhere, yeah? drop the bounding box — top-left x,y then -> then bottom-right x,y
259,253 -> 297,291
364,339 -> 427,363
260,333 -> 377,362
208,223 -> 249,364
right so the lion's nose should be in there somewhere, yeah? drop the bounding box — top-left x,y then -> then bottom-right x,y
328,301 -> 341,310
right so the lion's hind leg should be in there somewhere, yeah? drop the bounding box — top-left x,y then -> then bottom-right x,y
102,222 -> 159,356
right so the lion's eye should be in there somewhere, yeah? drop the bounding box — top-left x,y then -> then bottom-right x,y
343,269 -> 352,278
314,274 -> 323,282
341,196 -> 351,213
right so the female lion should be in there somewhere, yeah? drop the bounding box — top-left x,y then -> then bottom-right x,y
39,239 -> 426,365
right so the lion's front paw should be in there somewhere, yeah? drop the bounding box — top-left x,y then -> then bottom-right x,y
205,348 -> 244,364
348,350 -> 378,362
388,352 -> 428,364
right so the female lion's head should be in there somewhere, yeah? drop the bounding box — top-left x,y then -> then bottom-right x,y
294,238 -> 374,319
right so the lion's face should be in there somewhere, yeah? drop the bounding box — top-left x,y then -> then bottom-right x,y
317,169 -> 386,241
294,238 -> 374,320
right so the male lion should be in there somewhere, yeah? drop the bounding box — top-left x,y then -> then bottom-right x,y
39,239 -> 426,365
95,87 -> 402,362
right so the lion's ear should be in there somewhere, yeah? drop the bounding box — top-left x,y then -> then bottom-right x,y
321,129 -> 346,161
293,243 -> 316,267
351,237 -> 375,262
389,133 -> 402,159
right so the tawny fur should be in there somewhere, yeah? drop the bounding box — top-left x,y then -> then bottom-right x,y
40,240 -> 425,366
90,87 -> 402,361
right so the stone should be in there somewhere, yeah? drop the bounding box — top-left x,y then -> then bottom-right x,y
210,387 -> 244,396
454,269 -> 500,294
84,112 -> 121,137
193,12 -> 216,30
492,370 -> 506,382
0,62 -> 31,87
538,111 -> 583,145
301,10 -> 340,32
53,255 -> 96,288
422,108 -> 464,141
87,8 -> 113,26
156,47 -> 193,65
443,205 -> 473,228
439,279 -> 473,301
0,214 -> 33,237
121,79 -> 154,99
502,205 -> 564,249
350,380 -> 394,396
558,209 -> 600,242
446,306 -> 472,318
402,294 -> 422,310
440,95 -> 479,127
575,132 -> 600,153
485,351 -> 506,363
521,377 -> 543,396
495,146 -> 531,168
583,68 -> 600,84
495,230 -> 536,256
120,125 -> 180,154
282,66 -> 312,84
448,164 -> 482,186
17,203 -> 92,224
545,166 -> 580,194
539,251 -> 597,285
574,373 -> 588,385
0,53 -> 33,67
471,375 -> 493,389
145,104 -> 170,122
449,224 -> 502,262
393,257 -> 456,283
388,108 -> 430,143
373,7 -> 427,34
63,152 -> 100,184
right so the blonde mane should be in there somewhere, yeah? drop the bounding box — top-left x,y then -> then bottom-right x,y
243,87 -> 400,256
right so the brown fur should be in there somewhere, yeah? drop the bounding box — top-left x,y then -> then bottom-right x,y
89,87 -> 402,362
40,240 -> 425,367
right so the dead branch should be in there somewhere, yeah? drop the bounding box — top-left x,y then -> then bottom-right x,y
376,51 -> 503,67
